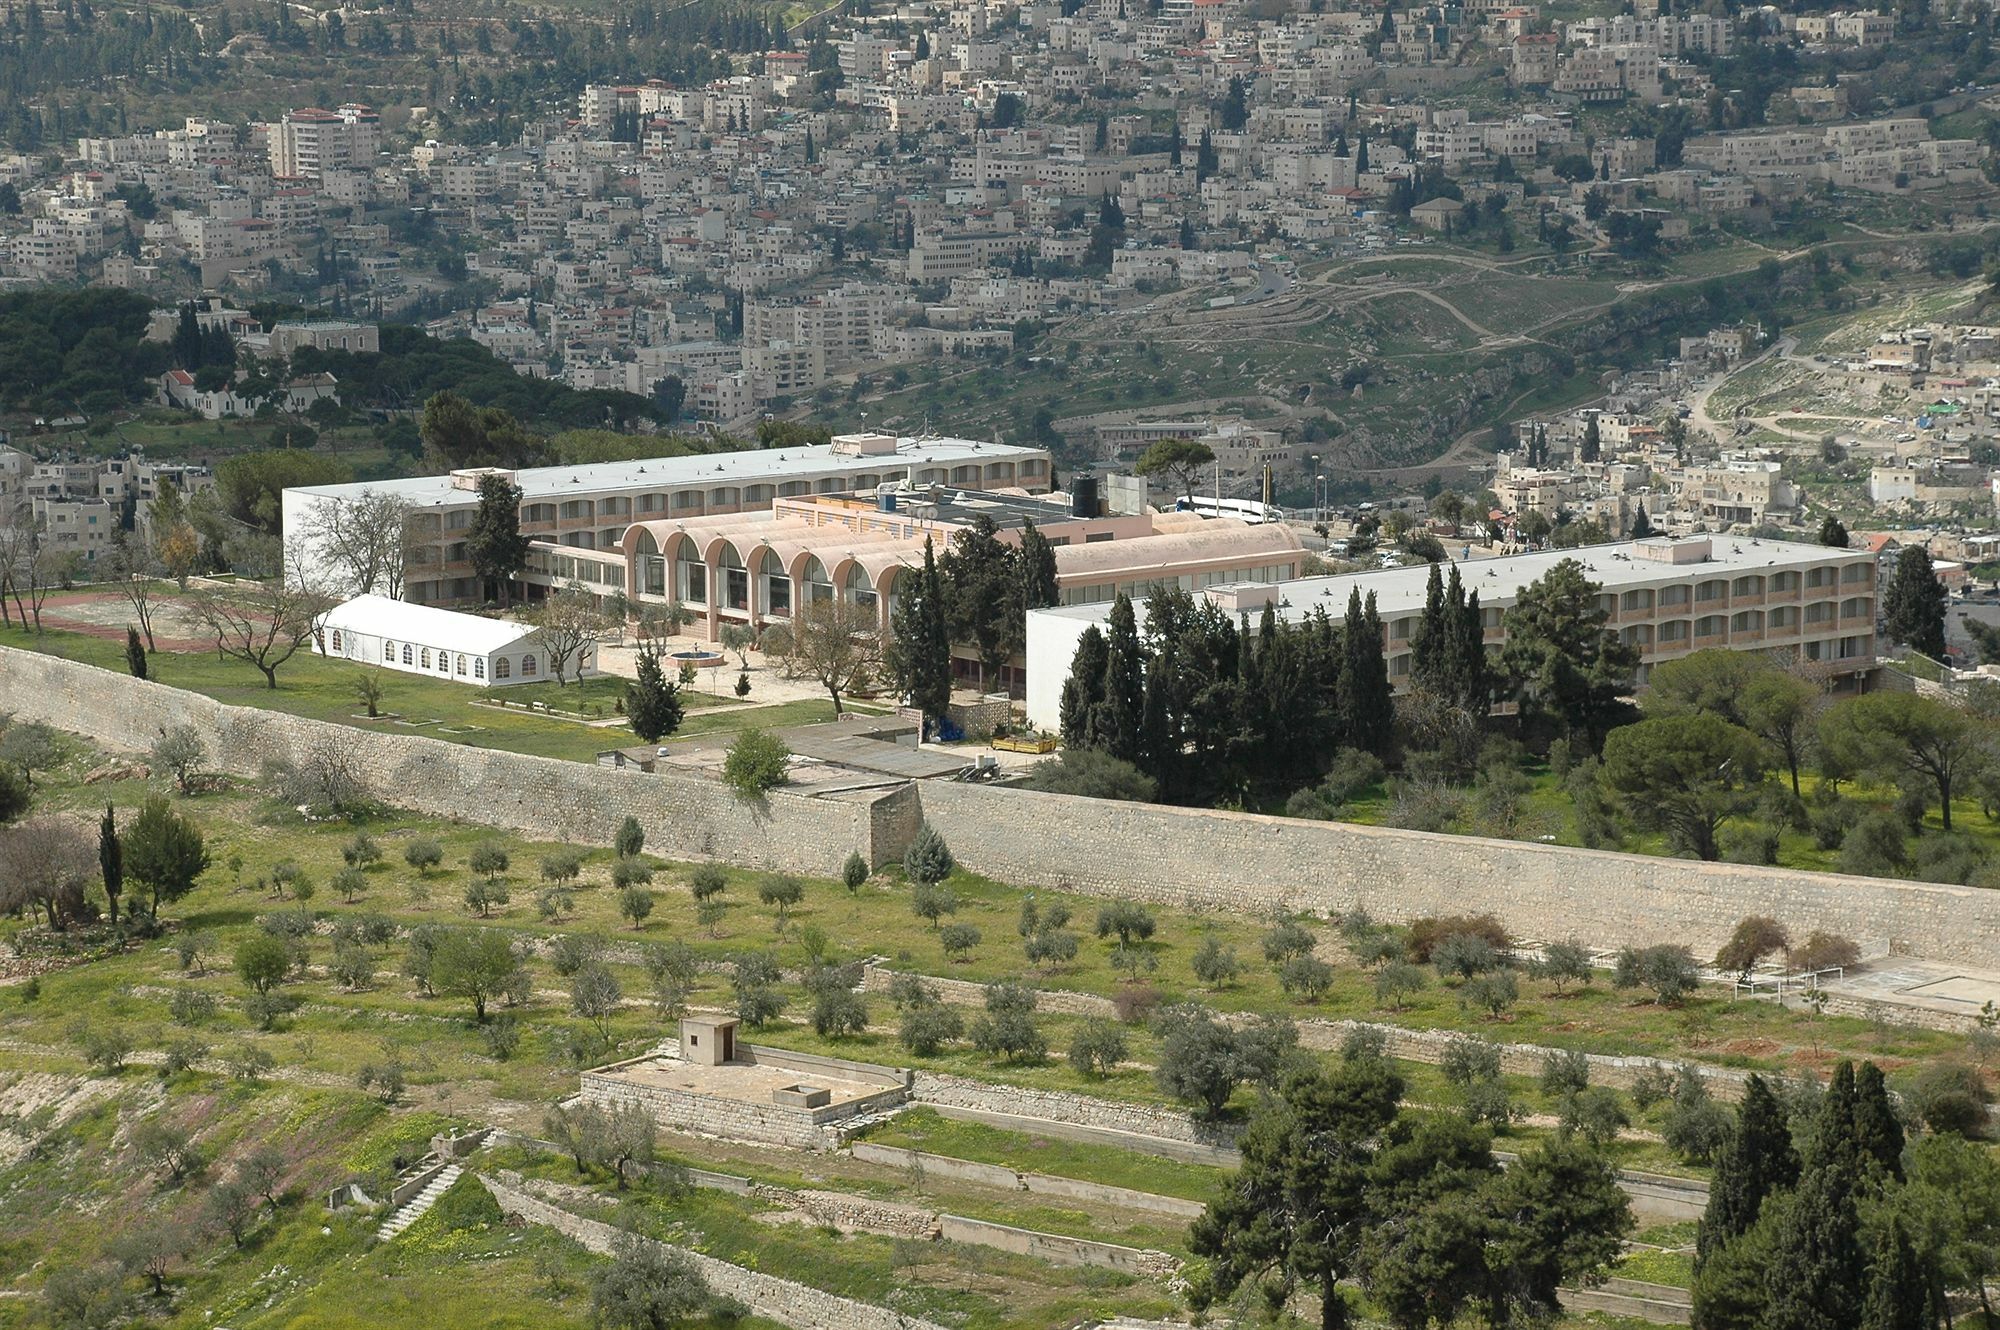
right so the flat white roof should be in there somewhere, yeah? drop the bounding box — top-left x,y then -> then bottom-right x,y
1031,537 -> 1872,627
286,435 -> 1046,507
322,595 -> 540,654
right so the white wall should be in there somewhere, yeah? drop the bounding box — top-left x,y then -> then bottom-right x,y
1023,608 -> 1101,731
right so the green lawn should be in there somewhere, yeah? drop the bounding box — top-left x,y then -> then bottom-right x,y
0,620 -> 849,763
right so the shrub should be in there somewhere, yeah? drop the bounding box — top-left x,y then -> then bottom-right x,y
1111,982 -> 1161,1025
1613,944 -> 1700,1005
1541,1048 -> 1591,1099
969,982 -> 1045,1063
1260,919 -> 1315,965
1906,1062 -> 1990,1137
1660,1068 -> 1730,1164
842,852 -> 869,891
161,1036 -> 209,1078
1461,970 -> 1519,1018
1191,936 -> 1242,988
1719,824 -> 1779,866
730,953 -> 786,1028
1787,931 -> 1860,974
1278,953 -> 1334,1002
404,838 -> 444,875
619,886 -> 656,927
1068,1020 -> 1128,1077
614,816 -> 644,860
1630,1065 -> 1676,1110
79,1024 -> 134,1073
1441,1034 -> 1501,1088
1558,1086 -> 1631,1148
483,1013 -> 522,1061
809,986 -> 869,1038
1432,933 -> 1502,982
540,848 -> 584,887
611,856 -> 653,891
168,986 -> 216,1026
939,922 -> 981,961
1838,810 -> 1908,877
903,823 -> 955,885
1407,913 -> 1510,962
1152,1004 -> 1243,1119
1714,915 -> 1790,980
1375,961 -> 1427,1010
329,940 -> 376,990
1529,939 -> 1594,992
909,878 -> 956,930
227,1044 -> 274,1081
722,728 -> 790,797
899,1003 -> 964,1057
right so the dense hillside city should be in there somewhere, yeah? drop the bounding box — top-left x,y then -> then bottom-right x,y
6,0 -> 2000,1326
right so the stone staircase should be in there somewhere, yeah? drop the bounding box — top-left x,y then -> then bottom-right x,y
375,1162 -> 462,1241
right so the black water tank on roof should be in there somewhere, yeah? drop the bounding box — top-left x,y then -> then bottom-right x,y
1071,475 -> 1099,519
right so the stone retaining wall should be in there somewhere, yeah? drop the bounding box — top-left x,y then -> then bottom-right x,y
849,1141 -> 1205,1219
936,1214 -> 1180,1281
479,1173 -> 952,1330
910,1071 -> 1238,1151
0,646 -> 890,875
913,782 -> 2000,969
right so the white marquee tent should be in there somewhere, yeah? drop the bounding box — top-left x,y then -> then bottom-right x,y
314,595 -> 593,686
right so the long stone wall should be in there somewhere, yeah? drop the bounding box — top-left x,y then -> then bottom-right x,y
479,1173 -> 953,1330
18,643 -> 2000,970
0,646 -> 886,876
913,782 -> 2000,968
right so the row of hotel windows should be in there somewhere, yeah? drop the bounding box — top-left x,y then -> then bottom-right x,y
327,630 -> 537,680
1061,565 -> 1303,607
1385,632 -> 1870,677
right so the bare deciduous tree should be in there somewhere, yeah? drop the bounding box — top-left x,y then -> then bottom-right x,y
0,815 -> 98,928
187,578 -> 333,689
107,532 -> 163,651
299,490 -> 418,598
0,502 -> 59,633
529,582 -> 606,686
789,596 -> 881,714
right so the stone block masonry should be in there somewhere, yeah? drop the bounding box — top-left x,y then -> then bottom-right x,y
479,1173 -> 955,1330
0,646 -> 889,876
17,645 -> 2000,968
913,782 -> 2000,969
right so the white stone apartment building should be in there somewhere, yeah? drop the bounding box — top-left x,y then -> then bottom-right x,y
268,105 -> 380,180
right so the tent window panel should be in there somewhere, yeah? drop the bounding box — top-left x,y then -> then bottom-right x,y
495,657 -> 511,679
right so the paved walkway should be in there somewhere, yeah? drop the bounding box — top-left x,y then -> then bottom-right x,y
1819,957 -> 2000,1020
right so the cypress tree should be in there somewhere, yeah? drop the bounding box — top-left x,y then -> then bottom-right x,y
895,536 -> 953,731
1765,1161 -> 1866,1330
1851,1062 -> 1904,1181
1808,1060 -> 1859,1172
1016,519 -> 1059,611
1138,653 -> 1176,793
1409,562 -> 1451,699
1630,506 -> 1654,539
1059,625 -> 1108,749
1859,1216 -> 1930,1330
1696,1074 -> 1798,1270
99,803 -> 123,925
125,625 -> 148,680
1882,547 -> 1947,660
1450,568 -> 1487,713
1100,594 -> 1147,763
625,647 -> 684,744
1344,591 -> 1393,753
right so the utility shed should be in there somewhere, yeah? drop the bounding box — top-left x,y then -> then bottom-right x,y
314,594 -> 594,686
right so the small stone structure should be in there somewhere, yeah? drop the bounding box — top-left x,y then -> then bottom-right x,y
582,1038 -> 910,1150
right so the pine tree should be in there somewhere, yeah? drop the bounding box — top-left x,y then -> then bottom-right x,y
1059,625 -> 1108,749
1765,1160 -> 1866,1330
1696,1074 -> 1798,1270
625,647 -> 684,744
1882,547 -> 1947,660
1859,1216 -> 1931,1330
